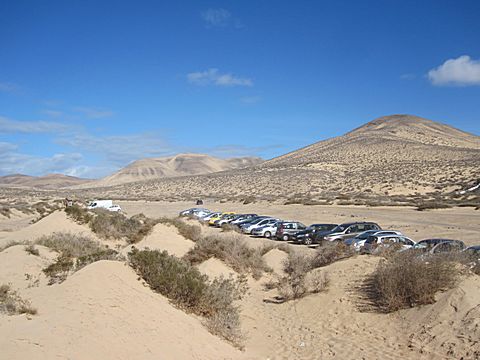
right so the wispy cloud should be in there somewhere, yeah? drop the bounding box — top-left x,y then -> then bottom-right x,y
428,55 -> 480,86
187,68 -> 253,87
0,82 -> 21,94
73,106 -> 114,119
201,8 -> 231,27
400,73 -> 416,80
42,109 -> 64,118
240,96 -> 261,104
0,116 -> 71,134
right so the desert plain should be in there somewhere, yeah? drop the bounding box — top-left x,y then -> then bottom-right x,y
0,197 -> 479,360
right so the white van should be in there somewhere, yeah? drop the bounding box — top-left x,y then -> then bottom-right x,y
87,200 -> 113,210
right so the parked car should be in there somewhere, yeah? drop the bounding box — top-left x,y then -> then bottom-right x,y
214,213 -> 238,227
236,216 -> 269,229
209,212 -> 234,226
313,222 -> 381,243
413,239 -> 466,254
179,208 -> 209,217
250,221 -> 281,238
464,245 -> 480,256
293,224 -> 337,245
346,230 -> 403,251
200,211 -> 221,222
242,218 -> 279,234
276,221 -> 307,241
230,214 -> 257,225
362,235 -> 415,254
107,205 -> 122,212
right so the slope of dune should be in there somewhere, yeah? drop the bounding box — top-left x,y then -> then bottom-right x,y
93,153 -> 263,187
0,260 -> 244,360
0,210 -> 96,249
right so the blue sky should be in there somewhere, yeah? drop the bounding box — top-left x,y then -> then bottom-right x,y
0,0 -> 479,178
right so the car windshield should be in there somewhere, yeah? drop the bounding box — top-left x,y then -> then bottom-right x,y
331,225 -> 346,232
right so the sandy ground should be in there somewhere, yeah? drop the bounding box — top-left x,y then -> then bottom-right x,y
0,203 -> 479,359
118,200 -> 480,246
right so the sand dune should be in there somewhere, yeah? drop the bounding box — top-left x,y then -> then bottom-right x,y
0,210 -> 97,249
0,260 -> 244,360
121,223 -> 195,257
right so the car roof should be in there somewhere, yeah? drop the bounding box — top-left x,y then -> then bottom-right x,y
339,221 -> 378,226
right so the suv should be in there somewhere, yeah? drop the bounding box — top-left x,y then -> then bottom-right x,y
362,235 -> 415,254
413,239 -> 465,254
293,224 -> 337,245
276,221 -> 307,241
313,222 -> 381,243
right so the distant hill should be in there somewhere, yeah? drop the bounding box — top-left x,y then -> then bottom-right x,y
83,114 -> 479,203
93,153 -> 263,186
0,173 -> 92,190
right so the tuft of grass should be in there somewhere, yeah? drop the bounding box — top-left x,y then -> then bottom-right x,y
128,249 -> 246,346
184,233 -> 269,279
36,232 -> 104,258
43,255 -> 74,284
24,244 -> 40,256
65,204 -> 92,224
364,251 -> 459,312
0,284 -> 37,315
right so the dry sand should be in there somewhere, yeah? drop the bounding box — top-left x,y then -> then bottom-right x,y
0,204 -> 479,359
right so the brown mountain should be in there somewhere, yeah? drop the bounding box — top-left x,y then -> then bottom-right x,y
94,153 -> 264,186
86,115 -> 479,202
0,173 -> 92,190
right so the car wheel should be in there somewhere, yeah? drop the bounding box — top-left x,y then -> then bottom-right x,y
264,231 -> 271,238
304,237 -> 313,245
282,234 -> 289,241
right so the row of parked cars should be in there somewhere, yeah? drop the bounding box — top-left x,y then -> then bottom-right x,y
179,208 -> 480,256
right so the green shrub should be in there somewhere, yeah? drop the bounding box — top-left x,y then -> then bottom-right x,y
128,249 -> 246,346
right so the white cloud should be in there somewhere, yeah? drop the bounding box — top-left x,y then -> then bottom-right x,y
0,82 -> 20,94
73,106 -> 114,119
187,68 -> 253,87
240,96 -> 261,104
201,8 -> 231,27
0,116 -> 71,134
428,55 -> 480,86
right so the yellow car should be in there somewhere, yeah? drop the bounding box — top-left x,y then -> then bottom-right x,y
209,212 -> 235,226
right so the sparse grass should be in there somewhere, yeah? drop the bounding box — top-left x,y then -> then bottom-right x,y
37,232 -> 121,284
276,252 -> 329,301
416,202 -> 452,211
311,242 -> 355,268
128,248 -> 246,347
364,251 -> 459,312
0,240 -> 27,252
24,244 -> 40,256
89,210 -> 158,243
184,233 -> 269,279
65,204 -> 92,224
158,217 -> 202,242
0,284 -> 37,315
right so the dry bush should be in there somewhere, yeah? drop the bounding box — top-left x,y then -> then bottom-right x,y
38,232 -> 121,284
184,233 -> 269,279
277,252 -> 329,301
416,202 -> 452,211
37,232 -> 104,258
366,252 -> 459,312
0,207 -> 12,218
90,210 -> 157,243
128,249 -> 246,347
220,224 -> 242,233
24,244 -> 40,256
158,217 -> 202,242
0,284 -> 37,315
65,204 -> 92,224
311,242 -> 354,268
